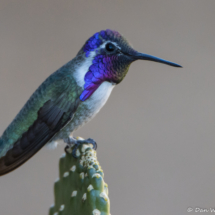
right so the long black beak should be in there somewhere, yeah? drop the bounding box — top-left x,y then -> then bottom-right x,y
133,52 -> 182,68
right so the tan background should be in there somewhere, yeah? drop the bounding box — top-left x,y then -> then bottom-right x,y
0,1 -> 215,215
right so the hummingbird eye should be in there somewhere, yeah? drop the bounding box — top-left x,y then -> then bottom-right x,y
105,43 -> 115,52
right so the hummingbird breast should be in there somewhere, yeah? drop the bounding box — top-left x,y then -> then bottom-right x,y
49,81 -> 115,143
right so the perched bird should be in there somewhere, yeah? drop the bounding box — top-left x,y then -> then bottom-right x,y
0,29 -> 181,176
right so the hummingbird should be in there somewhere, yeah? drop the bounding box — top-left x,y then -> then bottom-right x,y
0,29 -> 181,176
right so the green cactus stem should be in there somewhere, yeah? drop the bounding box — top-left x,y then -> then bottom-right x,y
49,138 -> 110,215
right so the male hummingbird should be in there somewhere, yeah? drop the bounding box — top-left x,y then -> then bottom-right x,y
0,29 -> 181,176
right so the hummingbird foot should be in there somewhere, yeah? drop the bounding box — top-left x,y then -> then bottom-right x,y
64,137 -> 97,158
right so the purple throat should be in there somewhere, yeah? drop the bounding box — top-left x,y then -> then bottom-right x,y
80,55 -> 115,101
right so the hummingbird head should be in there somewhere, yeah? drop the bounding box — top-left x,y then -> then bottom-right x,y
78,29 -> 182,101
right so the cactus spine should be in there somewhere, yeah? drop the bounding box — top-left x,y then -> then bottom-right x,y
49,141 -> 110,215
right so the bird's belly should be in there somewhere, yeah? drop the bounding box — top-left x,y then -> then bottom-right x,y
50,81 -> 115,143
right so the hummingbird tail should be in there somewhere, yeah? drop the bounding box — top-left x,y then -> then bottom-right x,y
0,138 -> 4,155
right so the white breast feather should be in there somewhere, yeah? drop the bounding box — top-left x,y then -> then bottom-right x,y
84,81 -> 115,114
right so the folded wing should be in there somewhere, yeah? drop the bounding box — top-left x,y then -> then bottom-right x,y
0,70 -> 81,176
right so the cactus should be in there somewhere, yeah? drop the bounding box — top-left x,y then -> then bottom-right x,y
49,139 -> 110,215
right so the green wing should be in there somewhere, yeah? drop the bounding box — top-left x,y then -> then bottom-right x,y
0,68 -> 82,176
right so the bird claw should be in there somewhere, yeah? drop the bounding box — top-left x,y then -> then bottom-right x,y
65,137 -> 97,158
83,138 -> 97,150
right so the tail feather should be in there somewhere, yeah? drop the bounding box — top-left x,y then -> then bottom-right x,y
0,138 -> 7,158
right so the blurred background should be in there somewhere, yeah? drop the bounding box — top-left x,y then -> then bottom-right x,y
0,0 -> 215,215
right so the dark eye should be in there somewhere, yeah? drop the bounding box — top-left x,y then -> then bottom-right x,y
105,43 -> 115,52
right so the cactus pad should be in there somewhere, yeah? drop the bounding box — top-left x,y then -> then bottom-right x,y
49,140 -> 110,215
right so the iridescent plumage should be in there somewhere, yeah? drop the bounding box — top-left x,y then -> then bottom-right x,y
0,29 -> 181,176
